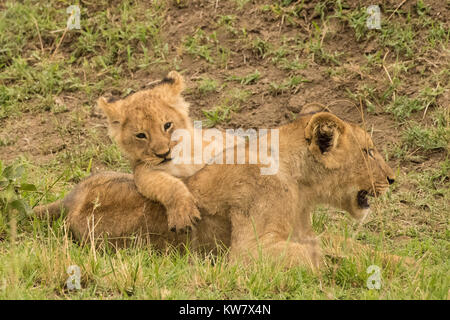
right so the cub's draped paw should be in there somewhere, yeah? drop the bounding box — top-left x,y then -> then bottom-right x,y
167,197 -> 201,233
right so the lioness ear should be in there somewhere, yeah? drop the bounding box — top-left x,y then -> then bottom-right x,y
299,103 -> 328,116
304,112 -> 347,168
161,71 -> 185,96
97,97 -> 123,124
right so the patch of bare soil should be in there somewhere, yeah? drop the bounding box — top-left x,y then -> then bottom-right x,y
0,0 -> 447,173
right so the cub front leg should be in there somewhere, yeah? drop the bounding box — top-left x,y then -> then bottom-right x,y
134,165 -> 201,232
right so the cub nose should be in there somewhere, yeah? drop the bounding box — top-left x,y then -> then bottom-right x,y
155,149 -> 170,159
387,177 -> 395,185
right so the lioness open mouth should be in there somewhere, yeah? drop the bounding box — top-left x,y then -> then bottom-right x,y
357,190 -> 371,209
160,158 -> 172,164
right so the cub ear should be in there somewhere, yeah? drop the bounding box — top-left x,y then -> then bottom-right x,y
159,71 -> 190,114
304,112 -> 347,168
160,71 -> 185,96
97,97 -> 122,124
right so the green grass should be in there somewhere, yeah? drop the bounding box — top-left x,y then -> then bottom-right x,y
184,29 -> 216,63
308,22 -> 343,66
380,22 -> 416,58
202,103 -> 237,128
385,96 -> 424,122
201,87 -> 252,127
251,37 -> 271,59
269,75 -> 311,95
226,70 -> 261,85
1,158 -> 448,299
197,77 -> 220,95
0,0 -> 167,119
0,0 -> 448,300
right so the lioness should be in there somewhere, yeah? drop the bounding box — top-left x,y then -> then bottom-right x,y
35,108 -> 396,269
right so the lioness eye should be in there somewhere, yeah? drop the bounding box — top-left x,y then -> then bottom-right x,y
164,122 -> 173,131
364,148 -> 375,157
136,133 -> 147,139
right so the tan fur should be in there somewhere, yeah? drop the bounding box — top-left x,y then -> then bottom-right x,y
35,109 -> 397,270
94,71 -> 258,232
96,71 -> 224,232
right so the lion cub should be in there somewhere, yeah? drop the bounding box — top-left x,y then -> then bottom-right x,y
98,71 -> 207,232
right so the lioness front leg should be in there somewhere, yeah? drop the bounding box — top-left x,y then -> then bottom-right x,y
321,234 -> 416,266
229,214 -> 322,270
263,236 -> 322,271
231,234 -> 322,271
134,165 -> 201,232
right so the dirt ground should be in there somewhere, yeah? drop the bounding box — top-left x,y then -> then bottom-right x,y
0,0 -> 448,176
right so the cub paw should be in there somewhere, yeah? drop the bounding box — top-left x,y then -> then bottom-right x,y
167,198 -> 201,233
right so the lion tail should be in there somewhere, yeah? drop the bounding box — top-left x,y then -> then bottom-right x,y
33,199 -> 65,220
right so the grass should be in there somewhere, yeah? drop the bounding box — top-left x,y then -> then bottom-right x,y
403,122 -> 449,152
202,104 -> 235,128
226,70 -> 261,85
251,37 -> 271,59
184,29 -> 216,63
380,22 -> 416,58
385,96 -> 424,122
1,157 -> 448,299
201,87 -> 252,127
197,77 -> 220,95
308,22 -> 343,66
0,0 -> 449,300
269,75 -> 311,95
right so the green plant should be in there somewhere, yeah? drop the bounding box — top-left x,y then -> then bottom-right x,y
380,22 -> 416,58
415,0 -> 429,17
269,75 -> 310,95
385,96 -> 423,122
426,21 -> 449,48
308,22 -> 342,65
197,77 -> 219,95
227,88 -> 251,103
202,104 -> 236,127
346,84 -> 379,113
403,125 -> 449,152
252,37 -> 271,59
0,161 -> 37,235
234,0 -> 251,10
347,8 -> 369,41
402,107 -> 449,151
276,56 -> 308,71
184,30 -> 215,63
226,70 -> 261,85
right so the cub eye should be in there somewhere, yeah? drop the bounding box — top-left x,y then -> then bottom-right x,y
135,133 -> 147,139
164,122 -> 173,131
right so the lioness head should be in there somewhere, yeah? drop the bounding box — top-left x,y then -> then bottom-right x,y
97,71 -> 193,166
304,112 -> 395,221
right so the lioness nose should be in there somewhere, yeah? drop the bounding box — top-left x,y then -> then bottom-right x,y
387,177 -> 395,185
155,149 -> 170,159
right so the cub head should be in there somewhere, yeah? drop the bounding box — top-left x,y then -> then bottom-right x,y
305,112 -> 396,221
98,71 -> 193,166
